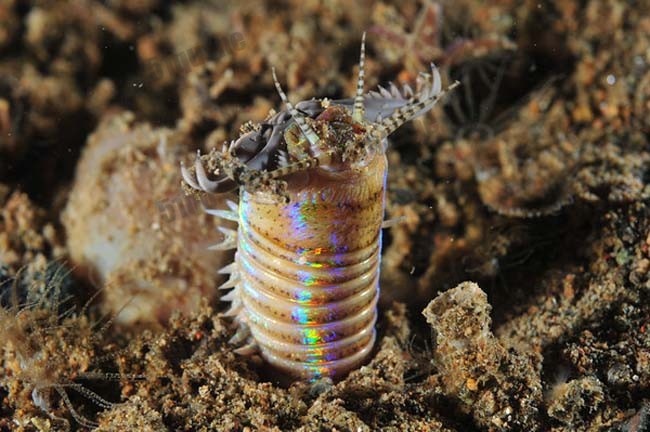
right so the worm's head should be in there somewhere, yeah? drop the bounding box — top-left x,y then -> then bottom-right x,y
181,33 -> 456,199
284,104 -> 381,173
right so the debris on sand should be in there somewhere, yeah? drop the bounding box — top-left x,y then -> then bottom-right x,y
423,281 -> 542,431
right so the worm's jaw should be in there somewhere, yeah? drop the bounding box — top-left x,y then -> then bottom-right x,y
283,105 -> 383,174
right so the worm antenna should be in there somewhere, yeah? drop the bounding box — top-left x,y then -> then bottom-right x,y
261,156 -> 322,181
271,67 -> 321,147
375,65 -> 460,137
352,32 -> 367,122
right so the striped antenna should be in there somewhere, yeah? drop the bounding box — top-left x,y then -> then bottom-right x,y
375,67 -> 460,138
260,156 -> 322,181
352,32 -> 367,122
271,67 -> 321,148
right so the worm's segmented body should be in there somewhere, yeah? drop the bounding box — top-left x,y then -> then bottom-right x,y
182,34 -> 458,379
236,154 -> 386,378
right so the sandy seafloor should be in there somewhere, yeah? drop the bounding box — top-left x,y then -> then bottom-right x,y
0,0 -> 649,431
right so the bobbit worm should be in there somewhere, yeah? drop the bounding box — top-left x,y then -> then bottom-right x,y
182,33 -> 458,380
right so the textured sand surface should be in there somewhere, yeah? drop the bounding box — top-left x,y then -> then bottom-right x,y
0,1 -> 648,431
